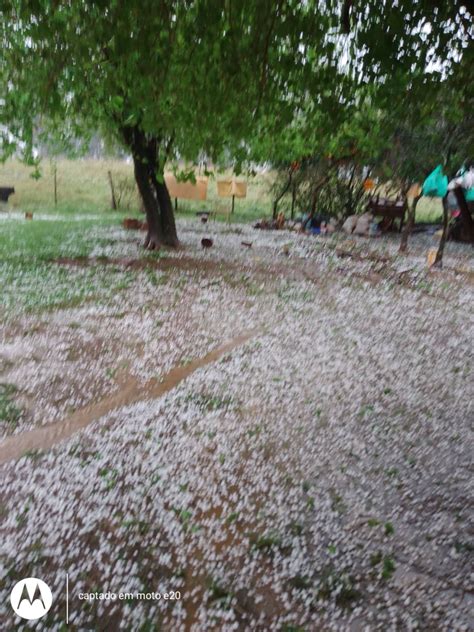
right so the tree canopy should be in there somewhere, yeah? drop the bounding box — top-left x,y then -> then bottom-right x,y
1,1 -> 472,245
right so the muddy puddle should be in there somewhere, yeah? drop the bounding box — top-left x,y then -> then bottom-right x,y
0,330 -> 258,465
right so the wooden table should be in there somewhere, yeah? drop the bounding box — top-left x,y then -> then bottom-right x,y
367,198 -> 407,232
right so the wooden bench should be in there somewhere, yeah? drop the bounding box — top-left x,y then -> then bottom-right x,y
367,197 -> 406,232
0,187 -> 15,203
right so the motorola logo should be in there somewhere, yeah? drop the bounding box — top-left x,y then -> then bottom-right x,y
10,577 -> 53,620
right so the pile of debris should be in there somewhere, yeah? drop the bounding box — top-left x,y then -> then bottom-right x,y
122,218 -> 147,231
342,212 -> 379,237
253,211 -> 287,231
254,212 -> 338,235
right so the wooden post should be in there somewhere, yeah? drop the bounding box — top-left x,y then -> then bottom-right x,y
231,194 -> 235,214
399,193 -> 422,253
433,196 -> 449,268
272,199 -> 278,220
53,162 -> 58,206
107,171 -> 117,210
291,183 -> 296,220
398,200 -> 406,233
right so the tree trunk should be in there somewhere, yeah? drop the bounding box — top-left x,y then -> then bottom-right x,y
272,199 -> 278,220
433,196 -> 449,268
453,186 -> 474,243
273,166 -> 295,219
123,124 -> 179,250
310,186 -> 318,216
153,175 -> 179,247
399,193 -> 422,253
133,155 -> 164,250
309,173 -> 332,218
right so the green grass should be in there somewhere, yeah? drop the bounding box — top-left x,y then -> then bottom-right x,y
0,158 -> 271,223
0,383 -> 22,429
0,158 -> 444,317
1,158 -> 137,214
207,578 -> 234,609
316,566 -> 361,608
0,217 -> 137,315
415,197 -> 443,223
184,392 -> 233,412
1,158 -> 441,223
0,216 -> 114,261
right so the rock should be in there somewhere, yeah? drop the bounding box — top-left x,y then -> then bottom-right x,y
353,212 -> 373,236
122,218 -> 142,230
342,215 -> 358,234
327,218 -> 337,234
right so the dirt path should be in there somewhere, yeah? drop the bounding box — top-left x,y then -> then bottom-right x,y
0,329 -> 258,465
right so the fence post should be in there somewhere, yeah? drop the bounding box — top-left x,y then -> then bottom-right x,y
53,162 -> 58,206
108,171 -> 117,210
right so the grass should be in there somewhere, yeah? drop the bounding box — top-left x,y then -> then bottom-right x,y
1,158 -> 442,223
381,556 -> 396,579
0,214 -> 114,261
0,215 -> 138,315
0,158 -> 271,222
250,532 -> 283,553
369,551 -> 396,580
99,467 -> 119,490
1,158 -> 135,215
207,578 -> 234,609
0,383 -> 22,429
0,158 -> 444,315
184,392 -> 233,412
316,566 -> 361,609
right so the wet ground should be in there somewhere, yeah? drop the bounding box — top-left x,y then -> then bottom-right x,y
0,219 -> 473,631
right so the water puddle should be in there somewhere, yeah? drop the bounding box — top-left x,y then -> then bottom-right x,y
0,330 -> 258,465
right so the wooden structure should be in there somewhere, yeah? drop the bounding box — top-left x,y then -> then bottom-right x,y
217,179 -> 247,214
165,174 -> 208,211
367,197 -> 407,232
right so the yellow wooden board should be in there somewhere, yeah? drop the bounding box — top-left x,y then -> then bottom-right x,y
165,174 -> 208,200
217,179 -> 247,198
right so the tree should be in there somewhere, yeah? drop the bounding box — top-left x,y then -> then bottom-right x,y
0,1 -> 246,247
250,1 -> 473,241
1,0 -> 471,252
0,1 -> 337,248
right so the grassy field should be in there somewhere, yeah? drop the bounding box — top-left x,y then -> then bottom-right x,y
0,157 -> 446,315
0,158 -> 442,223
0,193 -> 471,630
0,159 -> 272,222
0,160 -> 471,632
0,159 -> 273,316
0,217 -> 140,315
